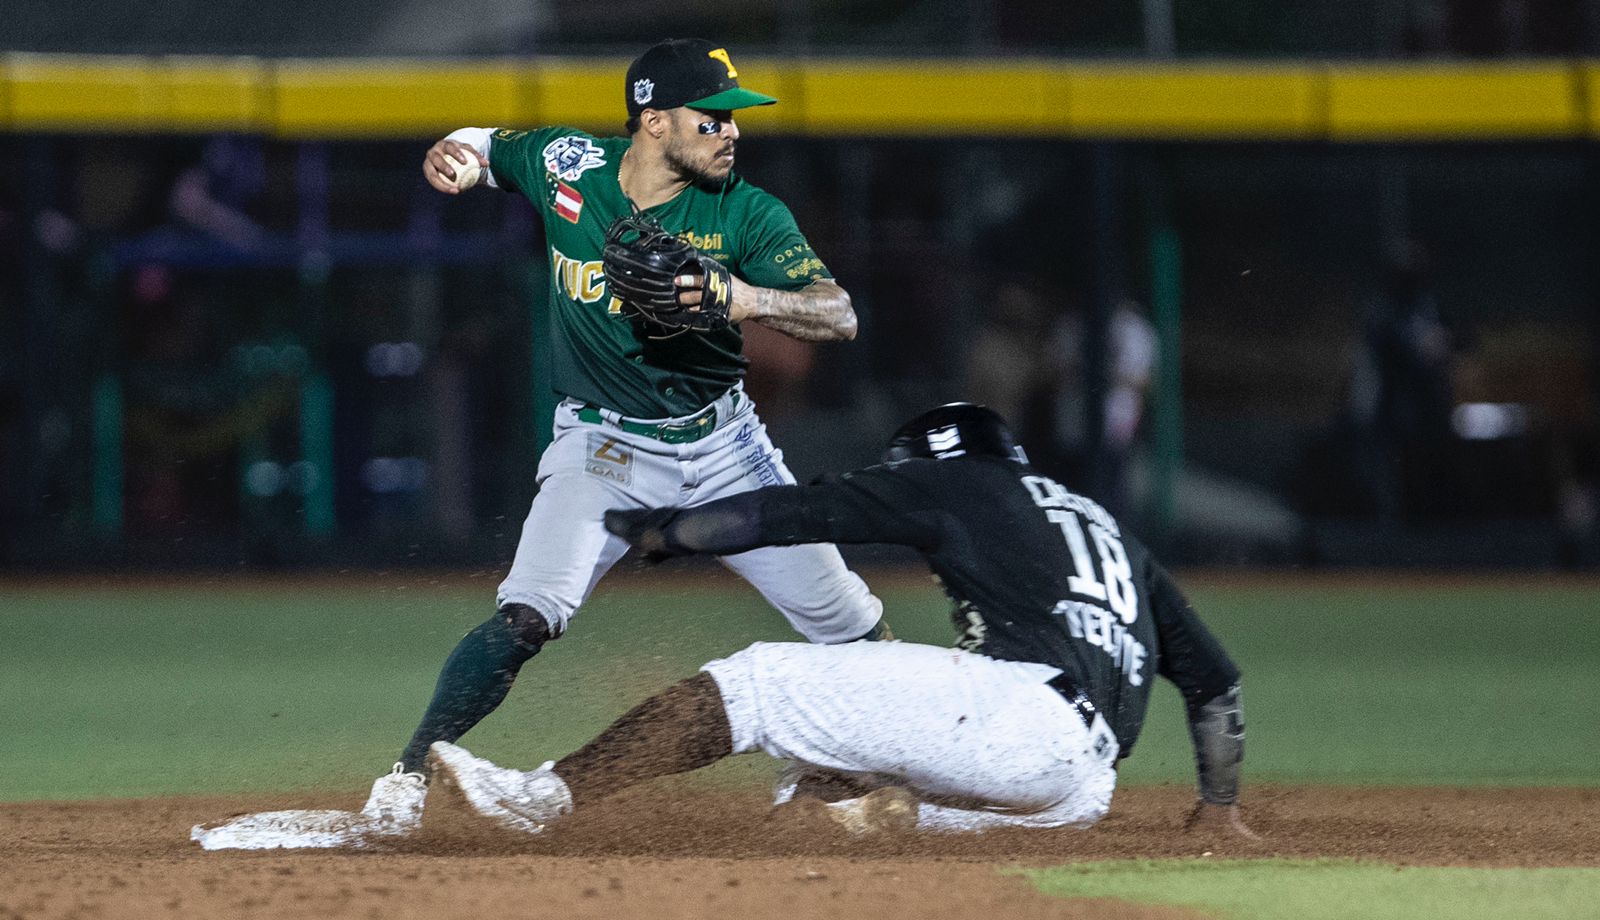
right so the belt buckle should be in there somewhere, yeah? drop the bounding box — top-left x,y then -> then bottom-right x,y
657,407 -> 717,443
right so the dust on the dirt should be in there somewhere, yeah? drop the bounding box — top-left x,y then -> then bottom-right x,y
3,784 -> 1594,920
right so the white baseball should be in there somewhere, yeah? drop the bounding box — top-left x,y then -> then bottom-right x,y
447,151 -> 482,191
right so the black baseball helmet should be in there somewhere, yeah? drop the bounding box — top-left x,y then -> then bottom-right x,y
884,403 -> 1028,463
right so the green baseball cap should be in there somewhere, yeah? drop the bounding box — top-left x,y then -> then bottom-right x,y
624,38 -> 777,116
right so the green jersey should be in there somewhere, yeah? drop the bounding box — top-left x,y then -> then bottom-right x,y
488,126 -> 832,419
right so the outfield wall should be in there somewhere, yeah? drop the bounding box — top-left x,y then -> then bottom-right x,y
5,55 -> 1597,571
4,55 -> 1600,139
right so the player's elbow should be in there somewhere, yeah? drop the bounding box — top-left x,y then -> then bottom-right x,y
829,287 -> 858,341
836,313 -> 858,342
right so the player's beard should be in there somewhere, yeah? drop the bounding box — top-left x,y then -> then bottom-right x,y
664,136 -> 735,188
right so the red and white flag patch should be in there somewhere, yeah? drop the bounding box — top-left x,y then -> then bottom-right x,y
554,181 -> 583,224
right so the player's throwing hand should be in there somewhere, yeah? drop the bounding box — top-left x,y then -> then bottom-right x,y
422,139 -> 490,194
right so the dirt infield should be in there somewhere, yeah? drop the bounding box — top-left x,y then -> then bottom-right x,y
4,784 -> 1595,920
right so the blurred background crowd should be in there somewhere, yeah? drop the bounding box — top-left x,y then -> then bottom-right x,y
4,0 -> 1600,571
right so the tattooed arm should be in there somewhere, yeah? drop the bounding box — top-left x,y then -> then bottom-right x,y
729,278 -> 858,342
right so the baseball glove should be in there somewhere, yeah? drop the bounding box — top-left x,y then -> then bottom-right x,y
602,213 -> 734,335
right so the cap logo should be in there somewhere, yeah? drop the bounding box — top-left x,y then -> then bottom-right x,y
927,425 -> 966,458
632,78 -> 654,105
707,48 -> 737,78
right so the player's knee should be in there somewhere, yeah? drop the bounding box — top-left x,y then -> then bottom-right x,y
497,588 -> 577,637
499,602 -> 555,652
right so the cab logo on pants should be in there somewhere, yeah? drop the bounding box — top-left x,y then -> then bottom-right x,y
586,434 -> 633,487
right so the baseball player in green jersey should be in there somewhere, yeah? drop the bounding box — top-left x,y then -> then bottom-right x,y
190,39 -> 885,852
388,39 -> 882,833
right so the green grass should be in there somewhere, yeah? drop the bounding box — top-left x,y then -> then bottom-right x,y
1143,580 -> 1600,787
1024,859 -> 1600,920
1,573 -> 1597,800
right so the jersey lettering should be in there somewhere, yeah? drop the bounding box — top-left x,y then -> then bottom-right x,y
1093,523 -> 1138,624
784,258 -> 826,281
1050,509 -> 1106,602
1030,476 -> 1139,623
1052,600 -> 1147,686
1022,475 -> 1120,537
550,245 -> 609,304
772,245 -> 808,261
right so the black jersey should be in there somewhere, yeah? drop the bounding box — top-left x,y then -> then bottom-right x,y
667,455 -> 1240,754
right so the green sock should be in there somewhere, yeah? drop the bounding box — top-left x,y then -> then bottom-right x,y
397,609 -> 546,773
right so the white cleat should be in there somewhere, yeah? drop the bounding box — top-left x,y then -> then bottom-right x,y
425,741 -> 573,835
361,762 -> 427,836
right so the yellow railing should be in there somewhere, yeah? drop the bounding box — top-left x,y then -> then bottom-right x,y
1,53 -> 1594,140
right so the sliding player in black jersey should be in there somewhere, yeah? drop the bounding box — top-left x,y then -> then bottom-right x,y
424,404 -> 1253,837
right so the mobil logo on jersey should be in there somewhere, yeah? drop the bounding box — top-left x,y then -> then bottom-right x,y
677,230 -> 724,253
